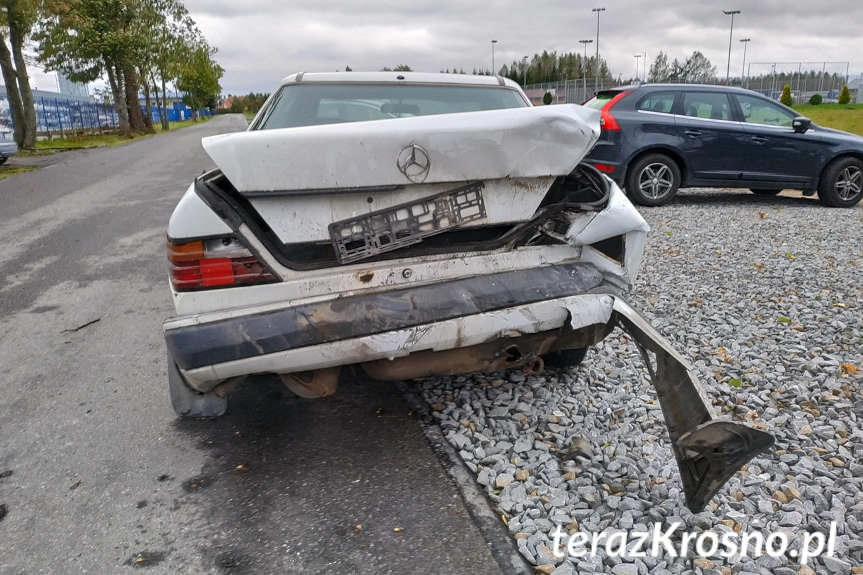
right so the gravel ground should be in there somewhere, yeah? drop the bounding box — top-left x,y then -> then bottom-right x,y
420,190 -> 863,575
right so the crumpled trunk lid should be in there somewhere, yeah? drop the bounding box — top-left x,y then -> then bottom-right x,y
202,105 -> 601,193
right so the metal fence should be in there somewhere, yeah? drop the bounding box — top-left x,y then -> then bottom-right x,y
2,88 -> 211,140
524,65 -> 858,106
524,80 -> 604,105
745,62 -> 854,104
34,96 -> 119,136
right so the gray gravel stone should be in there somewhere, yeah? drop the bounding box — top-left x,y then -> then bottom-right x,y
420,198 -> 863,572
822,556 -> 853,573
611,564 -> 638,575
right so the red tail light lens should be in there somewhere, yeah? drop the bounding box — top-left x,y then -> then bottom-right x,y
600,90 -> 631,131
593,163 -> 616,174
168,238 -> 277,291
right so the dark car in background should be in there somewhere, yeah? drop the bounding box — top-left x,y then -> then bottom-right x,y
583,83 -> 863,207
0,134 -> 16,165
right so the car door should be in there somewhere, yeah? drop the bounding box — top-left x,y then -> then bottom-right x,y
676,91 -> 743,183
729,93 -> 827,188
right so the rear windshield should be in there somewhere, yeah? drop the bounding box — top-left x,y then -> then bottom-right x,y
255,83 -> 529,130
583,90 -> 623,110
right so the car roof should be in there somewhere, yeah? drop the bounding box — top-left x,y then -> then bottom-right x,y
278,71 -> 522,90
603,83 -> 761,95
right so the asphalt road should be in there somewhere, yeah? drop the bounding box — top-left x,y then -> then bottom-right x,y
0,115 -> 523,574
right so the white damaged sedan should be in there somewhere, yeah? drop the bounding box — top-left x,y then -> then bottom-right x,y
163,72 -> 772,510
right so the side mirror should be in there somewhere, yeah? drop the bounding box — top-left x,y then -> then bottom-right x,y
792,116 -> 812,133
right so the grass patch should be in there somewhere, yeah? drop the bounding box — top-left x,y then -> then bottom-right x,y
34,115 -> 211,152
0,165 -> 38,180
792,103 -> 863,136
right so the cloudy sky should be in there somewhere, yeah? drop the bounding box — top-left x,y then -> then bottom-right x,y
179,0 -> 862,95
18,0 -> 861,95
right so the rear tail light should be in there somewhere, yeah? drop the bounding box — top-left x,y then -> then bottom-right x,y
593,163 -> 616,174
168,237 -> 277,291
599,90 -> 631,131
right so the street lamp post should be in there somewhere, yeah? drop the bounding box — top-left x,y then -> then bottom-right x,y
579,39 -> 593,100
634,54 -> 642,82
739,38 -> 751,87
723,9 -> 740,84
491,39 -> 498,75
592,7 -> 605,90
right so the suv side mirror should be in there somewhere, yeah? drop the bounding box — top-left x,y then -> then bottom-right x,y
792,116 -> 812,133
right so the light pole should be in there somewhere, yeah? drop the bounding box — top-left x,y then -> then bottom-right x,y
723,9 -> 740,84
592,7 -> 605,90
491,39 -> 498,75
739,38 -> 750,87
579,39 -> 593,100
522,56 -> 528,86
634,54 -> 642,82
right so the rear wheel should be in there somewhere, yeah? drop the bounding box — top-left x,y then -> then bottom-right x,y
542,347 -> 589,369
625,153 -> 681,206
818,157 -> 863,207
167,352 -> 228,418
750,189 -> 781,196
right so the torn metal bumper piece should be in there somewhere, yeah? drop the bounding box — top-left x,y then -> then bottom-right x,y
609,298 -> 775,511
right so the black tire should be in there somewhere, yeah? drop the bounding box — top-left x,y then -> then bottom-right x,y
167,352 -> 228,418
625,153 -> 681,206
818,157 -> 863,207
750,189 -> 781,196
0,156 -> 7,166
542,347 -> 589,369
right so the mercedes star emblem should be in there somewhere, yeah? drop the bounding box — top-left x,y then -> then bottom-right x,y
396,144 -> 431,183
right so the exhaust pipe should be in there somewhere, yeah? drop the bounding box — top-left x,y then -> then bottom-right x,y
523,355 -> 545,375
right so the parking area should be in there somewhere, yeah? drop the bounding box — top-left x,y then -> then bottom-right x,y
419,189 -> 863,574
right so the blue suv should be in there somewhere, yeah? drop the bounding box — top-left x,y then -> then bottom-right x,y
583,84 -> 863,207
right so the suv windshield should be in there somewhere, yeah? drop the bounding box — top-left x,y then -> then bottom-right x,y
256,83 -> 529,130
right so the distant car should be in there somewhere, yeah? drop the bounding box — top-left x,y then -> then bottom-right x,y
583,83 -> 863,207
0,134 -> 16,165
163,72 -> 772,510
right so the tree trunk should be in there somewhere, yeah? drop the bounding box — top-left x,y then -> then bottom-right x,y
0,32 -> 25,148
106,60 -> 130,137
8,19 -> 36,148
142,79 -> 154,133
122,63 -> 147,134
151,71 -> 167,131
159,75 -> 170,131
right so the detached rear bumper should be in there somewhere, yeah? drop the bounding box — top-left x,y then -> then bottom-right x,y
164,261 -> 609,382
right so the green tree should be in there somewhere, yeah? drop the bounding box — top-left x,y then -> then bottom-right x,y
648,50 -> 715,83
0,0 -> 39,149
37,0 -> 211,136
137,0 -> 200,131
780,84 -> 793,106
838,85 -> 851,105
542,91 -> 552,105
808,93 -> 822,105
38,0 -> 145,135
175,44 -> 223,120
500,50 -> 612,87
648,51 -> 671,82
